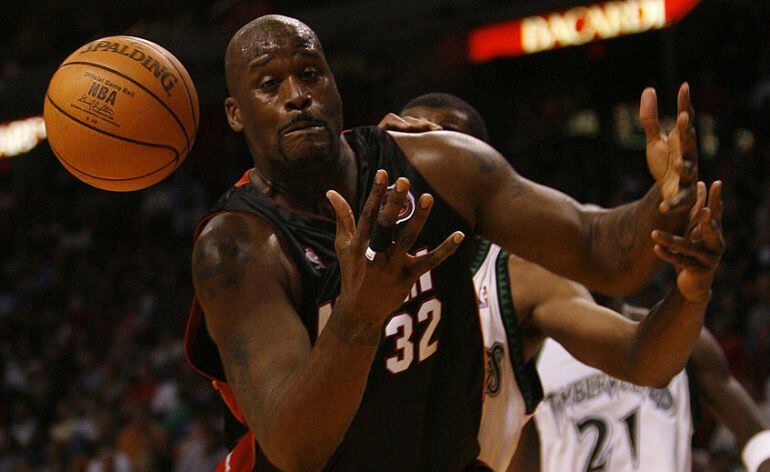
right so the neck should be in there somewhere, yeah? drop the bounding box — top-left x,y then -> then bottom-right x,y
250,136 -> 358,219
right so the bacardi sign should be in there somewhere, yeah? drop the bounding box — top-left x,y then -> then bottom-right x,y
468,0 -> 700,62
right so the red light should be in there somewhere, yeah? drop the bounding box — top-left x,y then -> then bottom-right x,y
468,20 -> 523,63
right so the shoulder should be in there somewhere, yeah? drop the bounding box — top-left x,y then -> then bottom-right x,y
194,212 -> 279,275
192,212 -> 300,308
196,211 -> 276,252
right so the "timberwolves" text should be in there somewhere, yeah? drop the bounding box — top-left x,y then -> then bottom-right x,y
545,373 -> 674,422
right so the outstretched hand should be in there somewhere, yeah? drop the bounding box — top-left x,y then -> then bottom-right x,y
326,170 -> 463,332
651,181 -> 725,302
640,83 -> 699,214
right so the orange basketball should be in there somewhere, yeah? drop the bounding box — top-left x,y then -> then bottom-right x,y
43,36 -> 199,191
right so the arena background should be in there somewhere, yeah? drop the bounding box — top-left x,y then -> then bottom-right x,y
1,0 -> 768,470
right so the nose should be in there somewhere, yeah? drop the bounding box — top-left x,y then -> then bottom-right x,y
284,76 -> 311,111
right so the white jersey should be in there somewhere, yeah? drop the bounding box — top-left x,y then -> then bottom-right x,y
472,241 -> 543,471
534,339 -> 692,472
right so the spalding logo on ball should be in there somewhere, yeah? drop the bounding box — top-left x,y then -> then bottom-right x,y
43,36 -> 199,191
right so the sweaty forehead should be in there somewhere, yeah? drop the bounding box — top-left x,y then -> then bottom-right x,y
232,20 -> 321,65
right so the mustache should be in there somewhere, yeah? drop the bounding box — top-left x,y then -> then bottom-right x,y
279,113 -> 330,134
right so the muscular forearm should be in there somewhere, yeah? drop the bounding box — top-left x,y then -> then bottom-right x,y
628,288 -> 708,387
231,309 -> 381,471
588,185 -> 686,295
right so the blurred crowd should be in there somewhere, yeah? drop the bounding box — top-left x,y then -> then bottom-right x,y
1,1 -> 769,471
0,162 -> 225,470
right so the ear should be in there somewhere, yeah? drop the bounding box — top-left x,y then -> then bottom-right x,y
224,97 -> 244,132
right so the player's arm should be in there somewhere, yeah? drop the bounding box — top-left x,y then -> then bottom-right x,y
508,419 -> 540,472
193,213 -> 375,471
394,84 -> 698,296
516,182 -> 724,387
193,173 -> 461,471
689,329 -> 770,472
513,257 -> 699,388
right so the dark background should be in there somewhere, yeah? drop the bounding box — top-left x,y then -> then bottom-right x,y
0,1 -> 768,470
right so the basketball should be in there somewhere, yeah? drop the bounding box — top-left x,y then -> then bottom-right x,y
43,36 -> 199,191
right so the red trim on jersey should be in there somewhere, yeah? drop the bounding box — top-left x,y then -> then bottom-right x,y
184,296 -> 214,380
235,169 -> 252,187
213,380 -> 247,425
184,209 -> 230,382
216,431 -> 256,472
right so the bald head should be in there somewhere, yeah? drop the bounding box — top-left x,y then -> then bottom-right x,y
225,15 -> 324,95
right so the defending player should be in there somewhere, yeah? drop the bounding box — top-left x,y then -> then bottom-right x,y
189,16 -> 702,470
510,314 -> 770,472
381,94 -> 724,471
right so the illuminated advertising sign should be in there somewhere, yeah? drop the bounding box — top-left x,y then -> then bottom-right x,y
468,0 -> 700,62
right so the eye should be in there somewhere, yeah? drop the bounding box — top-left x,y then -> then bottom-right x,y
259,76 -> 280,91
300,68 -> 320,81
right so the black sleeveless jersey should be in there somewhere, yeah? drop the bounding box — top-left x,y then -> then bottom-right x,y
186,126 -> 485,470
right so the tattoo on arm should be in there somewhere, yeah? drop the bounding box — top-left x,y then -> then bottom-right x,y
327,307 -> 382,347
475,147 -> 527,199
508,173 -> 527,199
220,331 -> 260,423
589,204 -> 639,257
222,331 -> 251,368
613,206 -> 638,252
193,222 -> 257,302
477,151 -> 498,173
589,187 -> 659,261
461,138 -> 502,175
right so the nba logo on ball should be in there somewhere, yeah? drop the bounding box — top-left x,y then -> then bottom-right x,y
43,36 -> 199,191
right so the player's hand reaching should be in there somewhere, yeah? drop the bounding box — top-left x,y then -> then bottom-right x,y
325,170 -> 463,340
652,181 -> 725,302
640,83 -> 699,214
377,113 -> 442,133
